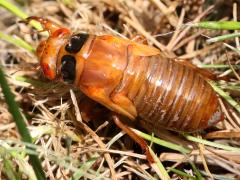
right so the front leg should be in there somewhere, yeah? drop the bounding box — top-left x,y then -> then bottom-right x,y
81,86 -> 137,120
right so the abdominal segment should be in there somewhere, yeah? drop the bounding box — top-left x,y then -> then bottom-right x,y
116,55 -> 222,132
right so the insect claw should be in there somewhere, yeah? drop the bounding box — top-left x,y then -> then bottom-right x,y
25,16 -> 45,24
18,19 -> 27,24
18,16 -> 41,25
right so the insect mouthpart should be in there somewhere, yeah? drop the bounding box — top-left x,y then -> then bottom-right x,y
40,62 -> 56,80
38,35 -> 70,80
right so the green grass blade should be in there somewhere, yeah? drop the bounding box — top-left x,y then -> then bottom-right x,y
61,0 -> 75,7
15,76 -> 52,88
0,31 -> 35,53
208,81 -> 240,114
149,147 -> 170,179
3,158 -> 20,180
0,66 -> 46,180
72,157 -> 98,180
183,134 -> 240,152
0,0 -> 42,30
168,168 -> 196,180
11,153 -> 38,180
0,0 -> 27,19
133,129 -> 191,154
189,161 -> 203,180
207,32 -> 240,43
199,64 -> 240,69
189,21 -> 240,30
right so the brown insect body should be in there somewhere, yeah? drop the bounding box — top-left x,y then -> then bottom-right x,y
56,34 -> 222,132
129,56 -> 222,132
27,17 -> 223,133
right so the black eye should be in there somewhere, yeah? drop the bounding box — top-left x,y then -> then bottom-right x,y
65,33 -> 89,53
61,55 -> 76,84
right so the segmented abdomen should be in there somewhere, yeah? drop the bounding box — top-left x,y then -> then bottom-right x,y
118,55 -> 223,132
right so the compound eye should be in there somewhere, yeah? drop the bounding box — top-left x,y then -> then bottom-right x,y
61,55 -> 76,84
65,33 -> 89,53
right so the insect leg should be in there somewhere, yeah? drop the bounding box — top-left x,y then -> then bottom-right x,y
110,93 -> 137,120
78,96 -> 111,123
112,114 -> 154,164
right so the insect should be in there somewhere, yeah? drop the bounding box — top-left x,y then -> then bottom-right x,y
24,16 -> 223,134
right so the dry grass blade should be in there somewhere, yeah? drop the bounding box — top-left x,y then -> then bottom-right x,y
1,0 -> 240,179
149,0 -> 178,27
122,16 -> 167,51
170,5 -> 214,53
205,130 -> 240,139
166,8 -> 185,50
70,90 -> 117,180
233,2 -> 240,48
197,136 -> 214,180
